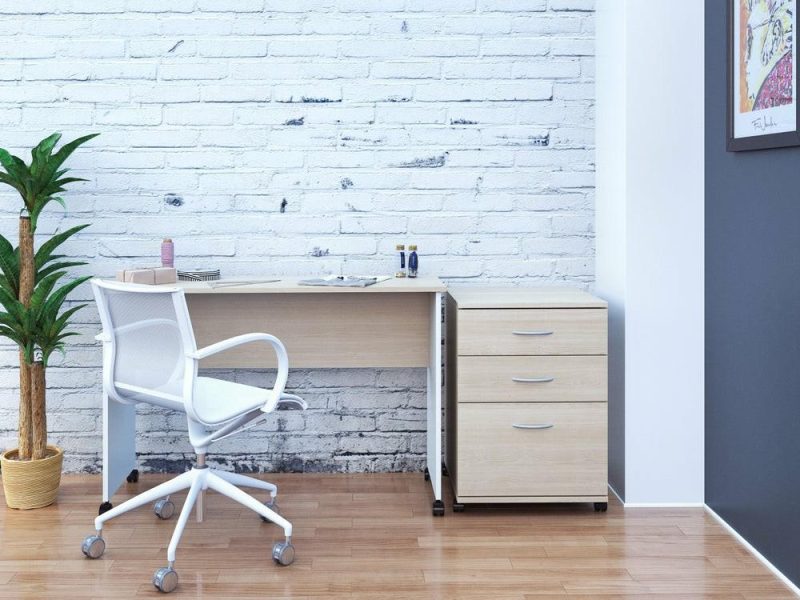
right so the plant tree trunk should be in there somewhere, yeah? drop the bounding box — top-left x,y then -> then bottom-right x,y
17,213 -> 34,461
17,349 -> 31,460
30,359 -> 47,460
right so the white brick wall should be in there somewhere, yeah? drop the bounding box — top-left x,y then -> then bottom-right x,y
0,0 -> 594,473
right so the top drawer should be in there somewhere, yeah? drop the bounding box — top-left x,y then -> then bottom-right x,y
457,308 -> 607,356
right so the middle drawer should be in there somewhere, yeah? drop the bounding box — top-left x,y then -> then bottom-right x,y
457,355 -> 607,403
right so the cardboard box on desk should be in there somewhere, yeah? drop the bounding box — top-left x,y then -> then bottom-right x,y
116,267 -> 177,285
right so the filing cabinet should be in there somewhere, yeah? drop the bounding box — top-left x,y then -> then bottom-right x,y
445,287 -> 609,511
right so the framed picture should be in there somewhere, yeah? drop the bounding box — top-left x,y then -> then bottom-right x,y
728,0 -> 800,151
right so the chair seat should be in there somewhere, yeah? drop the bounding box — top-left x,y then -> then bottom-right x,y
114,377 -> 271,424
193,377 -> 271,424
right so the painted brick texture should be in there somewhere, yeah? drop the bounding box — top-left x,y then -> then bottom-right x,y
0,0 -> 595,473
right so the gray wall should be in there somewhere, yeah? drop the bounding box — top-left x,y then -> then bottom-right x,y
705,1 -> 800,586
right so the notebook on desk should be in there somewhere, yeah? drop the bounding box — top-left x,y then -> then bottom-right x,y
298,275 -> 392,288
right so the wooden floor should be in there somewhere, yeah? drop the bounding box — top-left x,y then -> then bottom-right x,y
0,473 -> 795,599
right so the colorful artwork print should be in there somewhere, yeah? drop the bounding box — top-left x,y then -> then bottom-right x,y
740,0 -> 794,112
730,0 -> 798,147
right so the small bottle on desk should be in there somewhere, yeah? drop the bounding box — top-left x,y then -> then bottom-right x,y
161,238 -> 174,268
395,244 -> 407,278
408,245 -> 418,278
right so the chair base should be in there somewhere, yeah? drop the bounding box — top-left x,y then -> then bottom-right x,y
90,465 -> 293,565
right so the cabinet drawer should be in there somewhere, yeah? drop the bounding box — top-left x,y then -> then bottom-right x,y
456,403 -> 607,498
457,355 -> 607,403
457,309 -> 607,356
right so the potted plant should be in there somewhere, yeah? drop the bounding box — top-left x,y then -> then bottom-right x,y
0,132 -> 97,509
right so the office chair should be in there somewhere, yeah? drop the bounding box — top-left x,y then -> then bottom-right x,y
81,279 -> 306,593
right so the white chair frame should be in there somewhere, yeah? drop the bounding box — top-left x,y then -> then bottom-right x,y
82,279 -> 305,593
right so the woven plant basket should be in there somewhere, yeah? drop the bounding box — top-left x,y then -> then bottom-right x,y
1,445 -> 63,509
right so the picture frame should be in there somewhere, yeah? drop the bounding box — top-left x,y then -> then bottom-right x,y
727,0 -> 800,151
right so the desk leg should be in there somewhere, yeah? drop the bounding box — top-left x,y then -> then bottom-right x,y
427,292 -> 444,516
102,391 -> 137,514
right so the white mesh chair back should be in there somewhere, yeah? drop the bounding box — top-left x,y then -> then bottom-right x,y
92,279 -> 197,409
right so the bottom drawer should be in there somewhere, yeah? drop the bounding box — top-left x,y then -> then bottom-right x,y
457,402 -> 607,498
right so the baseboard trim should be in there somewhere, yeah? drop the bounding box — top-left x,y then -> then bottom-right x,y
607,484 -> 705,508
622,501 -> 705,508
608,483 -> 624,505
705,504 -> 800,598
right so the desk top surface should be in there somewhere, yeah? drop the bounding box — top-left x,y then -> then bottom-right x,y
447,286 -> 607,309
175,276 -> 446,294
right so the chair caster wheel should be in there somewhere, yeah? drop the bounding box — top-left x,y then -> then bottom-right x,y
81,535 -> 105,559
432,500 -> 445,516
260,499 -> 279,523
453,502 -> 465,513
272,541 -> 295,566
153,566 -> 179,593
98,501 -> 113,515
594,502 -> 608,512
424,467 -> 430,481
126,469 -> 139,483
154,498 -> 175,520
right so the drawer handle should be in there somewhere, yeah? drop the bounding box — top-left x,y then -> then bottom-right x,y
512,376 -> 555,383
512,423 -> 554,430
512,330 -> 554,336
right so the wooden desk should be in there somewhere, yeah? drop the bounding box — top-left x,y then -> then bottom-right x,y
182,277 -> 443,369
103,276 -> 448,516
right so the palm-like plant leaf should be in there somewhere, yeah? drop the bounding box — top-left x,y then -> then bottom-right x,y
34,224 -> 90,269
0,234 -> 19,297
0,132 -> 99,230
0,152 -> 34,206
29,271 -> 66,311
0,224 -> 90,298
31,277 -> 91,363
0,220 -> 91,363
0,172 -> 24,196
48,304 -> 85,336
48,133 -> 99,172
0,284 -> 25,322
39,276 -> 91,320
37,261 -> 87,282
0,149 -> 28,182
0,282 -> 29,359
30,133 -> 61,179
0,325 -> 23,347
0,271 -> 90,365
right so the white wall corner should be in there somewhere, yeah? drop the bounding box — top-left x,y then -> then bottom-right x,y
596,0 -> 705,504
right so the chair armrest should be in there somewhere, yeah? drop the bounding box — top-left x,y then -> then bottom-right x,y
188,332 -> 289,414
277,393 -> 307,411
